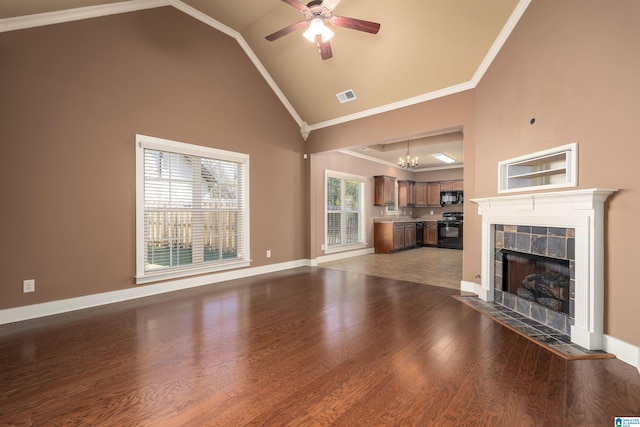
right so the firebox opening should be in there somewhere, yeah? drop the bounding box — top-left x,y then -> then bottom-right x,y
501,249 -> 570,316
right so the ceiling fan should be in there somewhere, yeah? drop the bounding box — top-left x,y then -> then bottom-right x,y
265,0 -> 381,60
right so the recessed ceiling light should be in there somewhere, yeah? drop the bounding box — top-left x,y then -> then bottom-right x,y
432,153 -> 455,163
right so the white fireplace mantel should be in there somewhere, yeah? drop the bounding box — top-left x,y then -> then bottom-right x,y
470,188 -> 617,350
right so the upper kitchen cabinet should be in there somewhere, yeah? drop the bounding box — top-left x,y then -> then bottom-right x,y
439,180 -> 463,192
398,180 -> 415,208
415,182 -> 428,207
374,175 -> 396,206
427,182 -> 441,207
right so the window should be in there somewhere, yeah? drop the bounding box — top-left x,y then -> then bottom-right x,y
324,170 -> 365,253
136,135 -> 249,284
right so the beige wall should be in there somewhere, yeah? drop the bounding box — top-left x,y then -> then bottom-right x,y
474,0 -> 640,346
0,7 -> 308,309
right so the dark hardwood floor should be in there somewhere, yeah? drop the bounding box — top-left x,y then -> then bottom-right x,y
1,267 -> 639,426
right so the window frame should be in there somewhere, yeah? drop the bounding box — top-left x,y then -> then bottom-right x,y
324,169 -> 366,254
135,134 -> 250,284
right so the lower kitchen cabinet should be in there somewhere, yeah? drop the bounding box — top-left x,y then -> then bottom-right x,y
404,222 -> 416,248
424,221 -> 438,247
374,221 -> 418,253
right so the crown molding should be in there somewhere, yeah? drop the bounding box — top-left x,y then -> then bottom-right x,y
308,81 -> 475,132
0,0 -> 303,128
469,0 -> 531,87
168,1 -> 303,127
0,0 -> 168,32
0,0 -> 530,134
307,0 -> 531,131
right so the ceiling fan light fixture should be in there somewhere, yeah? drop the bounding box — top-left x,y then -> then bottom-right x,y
432,153 -> 455,164
303,18 -> 334,43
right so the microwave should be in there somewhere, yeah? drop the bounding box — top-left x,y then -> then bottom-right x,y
440,190 -> 463,205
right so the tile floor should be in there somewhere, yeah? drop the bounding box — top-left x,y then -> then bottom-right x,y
319,246 -> 462,290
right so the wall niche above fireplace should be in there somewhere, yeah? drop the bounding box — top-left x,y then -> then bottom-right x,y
498,142 -> 577,193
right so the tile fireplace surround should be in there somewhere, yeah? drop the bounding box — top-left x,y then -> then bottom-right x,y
469,188 -> 617,351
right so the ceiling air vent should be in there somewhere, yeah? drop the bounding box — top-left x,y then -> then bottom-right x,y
336,89 -> 357,104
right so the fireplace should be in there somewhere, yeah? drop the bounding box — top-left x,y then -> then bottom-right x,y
469,188 -> 617,350
501,250 -> 570,315
492,224 -> 576,335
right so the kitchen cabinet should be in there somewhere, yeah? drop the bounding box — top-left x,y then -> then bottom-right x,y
393,223 -> 405,251
424,221 -> 438,246
427,182 -> 441,207
440,180 -> 464,192
374,221 -> 419,253
404,222 -> 416,248
397,180 -> 415,207
374,175 -> 396,206
415,182 -> 428,207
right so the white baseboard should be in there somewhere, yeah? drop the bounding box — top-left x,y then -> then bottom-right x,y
0,259 -> 310,325
603,334 -> 640,372
316,247 -> 375,265
460,280 -> 492,301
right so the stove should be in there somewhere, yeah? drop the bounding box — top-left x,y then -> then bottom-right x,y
437,212 -> 463,249
440,212 -> 464,222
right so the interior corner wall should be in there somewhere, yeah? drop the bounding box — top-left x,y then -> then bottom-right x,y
0,7 -> 307,310
474,0 -> 640,347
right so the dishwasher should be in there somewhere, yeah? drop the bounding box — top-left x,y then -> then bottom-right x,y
415,222 -> 424,247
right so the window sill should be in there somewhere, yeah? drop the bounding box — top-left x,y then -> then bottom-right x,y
324,243 -> 367,255
136,260 -> 250,285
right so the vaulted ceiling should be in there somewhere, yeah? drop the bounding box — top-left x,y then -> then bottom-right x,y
0,0 -> 529,169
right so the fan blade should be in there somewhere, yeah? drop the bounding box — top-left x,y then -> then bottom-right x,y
265,20 -> 309,41
321,0 -> 342,10
316,35 -> 333,60
281,0 -> 308,12
331,16 -> 380,34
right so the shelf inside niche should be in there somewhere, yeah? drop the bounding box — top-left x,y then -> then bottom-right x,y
498,143 -> 578,193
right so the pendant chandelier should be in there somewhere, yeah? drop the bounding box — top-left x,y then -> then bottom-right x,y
398,139 -> 419,168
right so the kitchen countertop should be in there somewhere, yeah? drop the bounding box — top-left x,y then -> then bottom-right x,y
373,217 -> 440,223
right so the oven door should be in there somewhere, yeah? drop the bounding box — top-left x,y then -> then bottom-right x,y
437,221 -> 463,249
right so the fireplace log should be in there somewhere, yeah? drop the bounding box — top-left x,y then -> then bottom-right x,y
516,287 -> 536,301
537,297 -> 563,312
522,275 -> 537,290
521,272 -> 569,301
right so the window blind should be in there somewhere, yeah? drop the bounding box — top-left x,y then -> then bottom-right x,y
324,170 -> 365,253
136,135 -> 249,283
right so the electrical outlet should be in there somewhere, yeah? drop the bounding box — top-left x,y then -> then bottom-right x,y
266,250 -> 271,258
23,279 -> 35,293
321,244 -> 325,250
